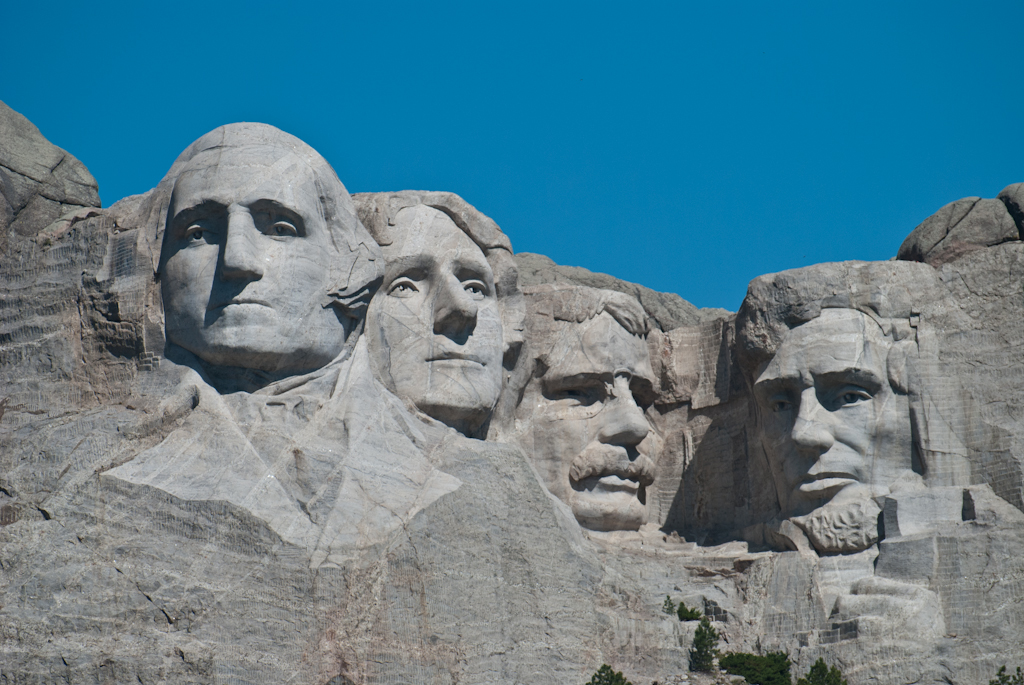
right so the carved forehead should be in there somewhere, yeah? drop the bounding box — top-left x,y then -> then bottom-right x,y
170,147 -> 321,213
759,309 -> 891,383
384,205 -> 489,266
540,312 -> 654,382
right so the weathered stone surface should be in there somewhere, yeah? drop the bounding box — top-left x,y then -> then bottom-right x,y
0,101 -> 99,244
354,191 -> 524,438
500,284 -> 657,532
514,251 -> 727,331
6,100 -> 1024,684
897,190 -> 1022,266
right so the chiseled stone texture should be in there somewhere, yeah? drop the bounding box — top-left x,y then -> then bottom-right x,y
354,191 -> 524,439
0,101 -> 100,249
897,185 -> 1023,267
514,251 -> 729,331
5,99 -> 1024,684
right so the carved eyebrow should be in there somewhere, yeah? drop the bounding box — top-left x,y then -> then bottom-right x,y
814,368 -> 884,393
248,199 -> 307,236
388,254 -> 435,270
753,376 -> 800,397
451,253 -> 493,278
169,200 -> 226,235
543,372 -> 609,391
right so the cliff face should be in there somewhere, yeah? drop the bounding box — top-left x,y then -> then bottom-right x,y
2,101 -> 1024,685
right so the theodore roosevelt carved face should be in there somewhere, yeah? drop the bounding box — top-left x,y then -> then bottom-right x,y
366,204 -> 504,436
513,286 -> 657,532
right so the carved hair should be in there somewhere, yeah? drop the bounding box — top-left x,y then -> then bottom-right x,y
522,283 -> 649,338
488,284 -> 651,440
141,123 -> 384,320
735,259 -> 970,487
352,190 -> 525,354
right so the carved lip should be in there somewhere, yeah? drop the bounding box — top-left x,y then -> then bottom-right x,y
572,474 -> 642,498
797,472 -> 858,494
426,352 -> 486,365
210,298 -> 273,310
569,456 -> 653,487
595,475 -> 640,493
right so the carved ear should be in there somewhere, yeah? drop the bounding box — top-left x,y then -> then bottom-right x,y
326,243 -> 384,321
327,277 -> 381,320
887,340 -> 915,394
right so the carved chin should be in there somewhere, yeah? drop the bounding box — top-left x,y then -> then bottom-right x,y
569,489 -> 646,532
791,497 -> 881,554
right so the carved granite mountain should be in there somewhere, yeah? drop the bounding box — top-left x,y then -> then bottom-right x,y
4,98 -> 1024,685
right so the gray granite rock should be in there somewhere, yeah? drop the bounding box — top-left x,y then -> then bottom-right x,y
6,102 -> 1024,685
0,101 -> 99,246
897,189 -> 1022,266
514,251 -> 728,331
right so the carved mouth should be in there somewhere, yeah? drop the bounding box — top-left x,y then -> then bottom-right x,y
572,474 -> 646,506
210,298 -> 272,310
594,475 -> 640,494
797,473 -> 858,494
569,450 -> 655,488
426,352 -> 485,365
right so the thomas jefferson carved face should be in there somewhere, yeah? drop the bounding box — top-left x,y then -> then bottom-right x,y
161,147 -> 347,374
753,309 -> 914,520
366,204 -> 504,436
516,311 -> 656,531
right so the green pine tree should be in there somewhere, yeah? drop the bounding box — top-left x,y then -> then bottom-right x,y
719,651 -> 792,685
688,616 -> 719,672
677,602 -> 703,621
662,595 -> 677,615
796,658 -> 847,685
990,665 -> 1024,685
586,664 -> 633,685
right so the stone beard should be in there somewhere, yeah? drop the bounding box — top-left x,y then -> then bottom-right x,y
752,308 -> 916,553
366,204 -> 504,437
160,144 -> 359,378
514,288 -> 657,532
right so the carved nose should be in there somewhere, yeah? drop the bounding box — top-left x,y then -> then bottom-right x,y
598,377 -> 649,447
432,276 -> 478,338
221,209 -> 264,281
790,387 -> 834,453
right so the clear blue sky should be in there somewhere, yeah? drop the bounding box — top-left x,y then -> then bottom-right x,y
6,1 -> 1023,311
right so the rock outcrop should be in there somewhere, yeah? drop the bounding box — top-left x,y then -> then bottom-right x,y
514,251 -> 729,331
0,101 -> 100,250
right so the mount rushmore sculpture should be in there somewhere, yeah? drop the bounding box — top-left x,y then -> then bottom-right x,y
3,101 -> 1024,684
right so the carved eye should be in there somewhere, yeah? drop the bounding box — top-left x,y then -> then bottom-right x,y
185,225 -> 207,243
464,281 -> 487,300
837,390 -> 872,407
554,386 -> 602,407
389,280 -> 419,297
271,221 -> 298,237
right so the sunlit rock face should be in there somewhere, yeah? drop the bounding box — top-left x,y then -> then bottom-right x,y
353,191 -> 524,438
506,284 -> 658,532
6,100 -> 1024,684
735,260 -> 972,553
751,308 -> 914,552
